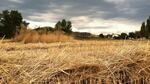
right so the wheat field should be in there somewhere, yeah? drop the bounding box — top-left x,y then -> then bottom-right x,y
0,40 -> 150,84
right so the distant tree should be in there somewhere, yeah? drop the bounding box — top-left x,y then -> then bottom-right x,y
135,31 -> 141,38
0,10 -> 23,38
55,19 -> 72,34
61,19 -> 67,29
140,22 -> 146,37
55,21 -> 62,31
63,21 -> 72,34
128,32 -> 136,39
146,16 -> 150,38
99,33 -> 104,38
119,33 -> 128,39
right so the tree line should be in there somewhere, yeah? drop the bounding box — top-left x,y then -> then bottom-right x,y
98,16 -> 150,39
0,10 -> 72,38
0,10 -> 23,38
0,10 -> 150,40
140,16 -> 150,38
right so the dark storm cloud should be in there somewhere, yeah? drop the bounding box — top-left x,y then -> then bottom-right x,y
1,0 -> 150,21
0,0 -> 51,21
127,0 -> 150,21
0,0 -> 150,32
106,0 -> 150,21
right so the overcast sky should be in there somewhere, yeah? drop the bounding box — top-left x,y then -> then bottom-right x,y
0,0 -> 150,34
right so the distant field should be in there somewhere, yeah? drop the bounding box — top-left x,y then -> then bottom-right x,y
0,40 -> 150,84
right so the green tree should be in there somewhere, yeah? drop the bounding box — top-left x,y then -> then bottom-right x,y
135,31 -> 141,38
63,21 -> 72,34
128,32 -> 136,39
146,16 -> 150,38
99,33 -> 104,38
61,19 -> 67,28
55,21 -> 62,31
0,10 -> 23,38
55,19 -> 72,34
120,33 -> 128,39
140,22 -> 146,37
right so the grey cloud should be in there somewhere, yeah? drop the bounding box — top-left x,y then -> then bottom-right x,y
0,0 -> 150,32
1,0 -> 149,21
78,26 -> 111,30
0,0 -> 116,20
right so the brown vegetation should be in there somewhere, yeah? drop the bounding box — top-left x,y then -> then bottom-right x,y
0,40 -> 150,84
13,30 -> 73,43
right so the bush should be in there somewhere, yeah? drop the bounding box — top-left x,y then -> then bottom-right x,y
13,30 -> 73,43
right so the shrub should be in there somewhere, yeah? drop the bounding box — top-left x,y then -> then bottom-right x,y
13,30 -> 73,43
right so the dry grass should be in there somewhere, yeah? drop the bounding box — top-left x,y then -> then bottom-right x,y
0,40 -> 150,84
13,30 -> 73,43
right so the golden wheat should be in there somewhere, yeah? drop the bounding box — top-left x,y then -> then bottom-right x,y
0,40 -> 150,84
13,30 -> 73,43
